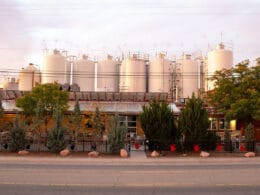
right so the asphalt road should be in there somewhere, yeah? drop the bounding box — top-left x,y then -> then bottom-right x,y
0,155 -> 260,194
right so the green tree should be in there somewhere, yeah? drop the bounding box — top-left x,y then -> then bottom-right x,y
256,57 -> 260,66
178,94 -> 212,151
139,100 -> 177,151
92,107 -> 105,139
9,116 -> 26,152
245,123 -> 255,151
207,61 -> 260,123
108,113 -> 127,154
47,107 -> 66,153
28,100 -> 45,151
16,83 -> 69,134
16,93 -> 37,117
68,100 -> 82,149
0,94 -> 4,118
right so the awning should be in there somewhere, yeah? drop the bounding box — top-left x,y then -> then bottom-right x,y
69,101 -> 146,114
3,100 -> 180,115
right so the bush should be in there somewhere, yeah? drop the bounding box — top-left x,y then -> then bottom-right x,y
178,94 -> 211,151
140,100 -> 177,151
245,123 -> 255,151
47,109 -> 66,153
9,117 -> 26,152
108,114 -> 127,154
200,131 -> 219,151
47,126 -> 66,153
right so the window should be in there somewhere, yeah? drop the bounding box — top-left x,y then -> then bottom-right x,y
219,119 -> 224,129
209,118 -> 217,130
119,115 -> 137,141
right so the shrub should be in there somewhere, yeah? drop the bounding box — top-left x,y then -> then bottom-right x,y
9,117 -> 26,152
178,94 -> 212,151
47,109 -> 66,153
140,100 -> 177,151
200,131 -> 219,151
245,123 -> 255,151
108,114 -> 127,154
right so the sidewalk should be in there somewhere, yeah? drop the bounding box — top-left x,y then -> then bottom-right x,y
0,151 -> 260,166
129,150 -> 147,159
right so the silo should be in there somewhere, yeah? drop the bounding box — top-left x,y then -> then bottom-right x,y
97,55 -> 118,92
207,43 -> 233,90
149,53 -> 172,93
18,63 -> 41,91
120,54 -> 146,92
73,55 -> 95,92
42,49 -> 69,84
178,54 -> 199,98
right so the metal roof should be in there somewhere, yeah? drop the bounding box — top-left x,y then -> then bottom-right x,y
3,100 -> 180,115
69,101 -> 145,114
0,90 -> 168,102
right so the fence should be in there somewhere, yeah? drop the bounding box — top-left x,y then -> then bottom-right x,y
144,138 -> 259,153
1,133 -> 258,153
0,136 -> 131,153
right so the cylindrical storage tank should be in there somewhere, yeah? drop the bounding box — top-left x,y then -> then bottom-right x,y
3,78 -> 18,90
207,43 -> 233,90
73,55 -> 95,91
178,54 -> 199,98
149,53 -> 172,93
97,55 -> 118,92
42,49 -> 69,84
120,54 -> 146,92
18,63 -> 41,91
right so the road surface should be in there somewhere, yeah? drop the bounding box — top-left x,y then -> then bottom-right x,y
0,155 -> 260,194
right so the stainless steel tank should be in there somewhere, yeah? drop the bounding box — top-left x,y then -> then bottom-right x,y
3,78 -> 18,90
178,54 -> 199,98
207,43 -> 233,90
18,63 -> 41,91
120,54 -> 146,93
42,49 -> 70,84
149,53 -> 172,93
97,55 -> 118,92
73,55 -> 95,91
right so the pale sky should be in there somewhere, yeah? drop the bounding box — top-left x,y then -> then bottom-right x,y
0,0 -> 259,77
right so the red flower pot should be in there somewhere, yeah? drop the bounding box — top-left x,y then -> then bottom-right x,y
134,143 -> 140,150
240,144 -> 245,152
170,144 -> 176,152
216,144 -> 223,152
193,144 -> 200,152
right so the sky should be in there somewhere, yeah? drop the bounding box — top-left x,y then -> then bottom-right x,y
0,0 -> 259,80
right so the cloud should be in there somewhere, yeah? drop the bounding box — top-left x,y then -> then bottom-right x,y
0,0 -> 260,70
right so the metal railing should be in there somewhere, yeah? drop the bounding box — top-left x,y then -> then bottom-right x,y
0,137 -> 131,153
143,138 -> 258,153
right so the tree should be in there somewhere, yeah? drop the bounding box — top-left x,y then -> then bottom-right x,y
207,61 -> 260,123
16,83 -> 69,134
47,107 -> 66,153
108,113 -> 127,154
92,107 -> 105,139
178,94 -> 213,151
139,100 -> 177,151
245,123 -> 255,151
16,93 -> 37,117
9,116 -> 26,152
0,94 -> 4,118
256,57 -> 260,66
68,100 -> 82,150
